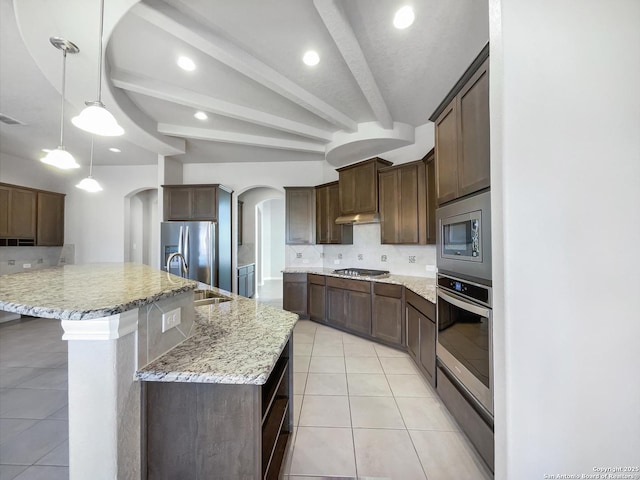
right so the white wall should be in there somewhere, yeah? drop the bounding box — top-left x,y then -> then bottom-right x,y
261,198 -> 285,280
490,0 -> 640,478
377,122 -> 435,166
0,152 -> 68,193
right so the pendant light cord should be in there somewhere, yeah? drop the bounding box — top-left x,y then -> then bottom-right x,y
59,48 -> 67,147
96,0 -> 105,103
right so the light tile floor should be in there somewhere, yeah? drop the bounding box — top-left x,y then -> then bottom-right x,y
256,278 -> 283,309
0,316 -> 493,480
282,319 -> 493,480
0,317 -> 69,480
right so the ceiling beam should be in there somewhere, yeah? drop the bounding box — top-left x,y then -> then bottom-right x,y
132,2 -> 358,132
157,123 -> 326,153
313,0 -> 393,129
111,70 -> 333,142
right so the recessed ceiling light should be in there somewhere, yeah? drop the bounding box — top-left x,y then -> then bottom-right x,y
303,50 -> 320,66
109,147 -> 121,153
194,111 -> 208,120
177,56 -> 196,71
393,6 -> 415,29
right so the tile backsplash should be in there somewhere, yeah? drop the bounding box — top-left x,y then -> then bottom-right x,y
285,224 -> 436,277
0,244 -> 75,276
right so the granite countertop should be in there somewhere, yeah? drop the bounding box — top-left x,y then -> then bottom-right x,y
0,263 -> 197,321
283,267 -> 437,303
136,290 -> 298,385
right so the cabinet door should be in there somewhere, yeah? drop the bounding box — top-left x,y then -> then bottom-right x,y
36,192 -> 65,246
247,270 -> 255,298
283,275 -> 308,316
372,295 -> 403,346
10,187 -> 36,238
398,164 -> 422,244
315,187 -> 329,244
164,187 -> 192,220
326,287 -> 347,328
285,188 -> 315,245
425,157 -> 437,244
238,272 -> 247,297
378,169 -> 399,244
419,316 -> 436,382
346,291 -> 372,336
354,162 -> 377,213
406,305 -> 420,361
0,186 -> 10,236
457,58 -> 490,198
435,99 -> 459,205
191,187 -> 217,221
338,168 -> 356,214
308,283 -> 326,322
328,183 -> 351,244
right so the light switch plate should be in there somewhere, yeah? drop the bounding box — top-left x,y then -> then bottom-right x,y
162,307 -> 181,333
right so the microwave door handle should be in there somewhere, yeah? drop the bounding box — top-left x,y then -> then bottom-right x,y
178,226 -> 184,257
184,226 -> 190,274
437,290 -> 491,318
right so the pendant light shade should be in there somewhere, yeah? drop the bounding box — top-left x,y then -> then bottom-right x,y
73,0 -> 124,137
41,37 -> 80,170
76,137 -> 103,193
42,146 -> 79,170
72,102 -> 124,136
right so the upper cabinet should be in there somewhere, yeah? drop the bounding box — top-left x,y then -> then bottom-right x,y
336,157 -> 393,222
315,182 -> 352,245
432,46 -> 490,205
284,187 -> 315,245
163,185 -> 219,221
378,150 -> 436,245
0,183 -> 65,246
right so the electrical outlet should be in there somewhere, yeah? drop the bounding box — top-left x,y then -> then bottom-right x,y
334,260 -> 340,265
302,259 -> 309,264
161,307 -> 181,333
23,263 -> 32,269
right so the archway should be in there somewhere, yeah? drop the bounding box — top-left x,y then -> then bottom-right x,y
124,188 -> 158,267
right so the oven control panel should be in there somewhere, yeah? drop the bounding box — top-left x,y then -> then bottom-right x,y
437,275 -> 490,305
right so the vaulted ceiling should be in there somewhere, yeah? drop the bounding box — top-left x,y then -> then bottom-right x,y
0,0 -> 488,167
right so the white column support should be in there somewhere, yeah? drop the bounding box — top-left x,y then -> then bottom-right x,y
62,309 -> 141,480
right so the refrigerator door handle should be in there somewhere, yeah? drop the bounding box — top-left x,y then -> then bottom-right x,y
184,226 -> 190,270
178,226 -> 184,257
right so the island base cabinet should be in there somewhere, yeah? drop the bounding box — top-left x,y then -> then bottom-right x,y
144,339 -> 293,480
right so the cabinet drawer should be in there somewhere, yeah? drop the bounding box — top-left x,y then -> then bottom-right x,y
373,282 -> 403,298
405,289 -> 435,320
308,274 -> 326,286
284,273 -> 307,283
326,276 -> 370,293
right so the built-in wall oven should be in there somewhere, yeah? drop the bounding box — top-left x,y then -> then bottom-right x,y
436,190 -> 491,285
436,273 -> 493,416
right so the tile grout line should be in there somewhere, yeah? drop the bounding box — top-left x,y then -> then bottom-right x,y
342,331 -> 359,480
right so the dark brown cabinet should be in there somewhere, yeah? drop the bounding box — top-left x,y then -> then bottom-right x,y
326,277 -> 372,336
336,157 -> 393,219
283,273 -> 308,318
378,150 -> 436,245
145,338 -> 293,479
1,183 -> 65,246
307,274 -> 326,322
372,283 -> 404,347
237,264 -> 255,298
284,187 -> 315,245
405,289 -> 436,386
163,185 -> 220,221
433,50 -> 490,205
36,191 -> 65,246
315,182 -> 352,245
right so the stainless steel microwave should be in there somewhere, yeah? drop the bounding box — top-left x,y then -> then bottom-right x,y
436,190 -> 492,284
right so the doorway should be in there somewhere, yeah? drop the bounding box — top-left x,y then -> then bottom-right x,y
125,188 -> 158,267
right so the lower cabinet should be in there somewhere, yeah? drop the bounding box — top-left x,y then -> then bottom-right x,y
238,264 -> 256,298
283,273 -> 308,318
405,289 -> 436,386
144,338 -> 293,479
307,274 -> 326,322
372,283 -> 404,347
326,277 -> 372,336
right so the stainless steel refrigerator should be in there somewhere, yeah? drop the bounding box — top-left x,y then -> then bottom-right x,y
161,222 -> 222,287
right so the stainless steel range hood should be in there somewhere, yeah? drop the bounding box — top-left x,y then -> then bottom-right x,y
335,212 -> 380,225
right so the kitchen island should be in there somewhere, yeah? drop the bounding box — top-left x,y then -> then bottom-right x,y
0,263 -> 298,479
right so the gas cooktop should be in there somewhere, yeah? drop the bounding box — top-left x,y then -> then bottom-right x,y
332,268 -> 390,277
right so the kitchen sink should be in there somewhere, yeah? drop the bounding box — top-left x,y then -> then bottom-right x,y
193,289 -> 232,306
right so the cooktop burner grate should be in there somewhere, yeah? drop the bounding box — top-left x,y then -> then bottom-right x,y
332,268 -> 390,277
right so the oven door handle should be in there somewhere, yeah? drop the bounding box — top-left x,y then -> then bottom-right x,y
437,289 -> 491,318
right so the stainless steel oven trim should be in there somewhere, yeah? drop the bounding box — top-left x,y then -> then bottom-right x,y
436,287 -> 494,415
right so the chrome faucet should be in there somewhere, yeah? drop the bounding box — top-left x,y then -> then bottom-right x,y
166,252 -> 189,278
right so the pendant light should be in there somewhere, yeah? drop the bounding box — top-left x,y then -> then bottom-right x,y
71,0 -> 124,136
41,37 -> 80,170
76,136 -> 103,192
